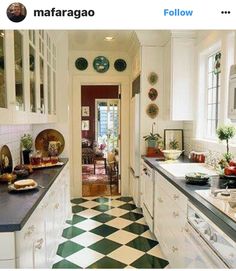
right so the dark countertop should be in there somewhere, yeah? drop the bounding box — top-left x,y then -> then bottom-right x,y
143,156 -> 236,242
0,158 -> 68,232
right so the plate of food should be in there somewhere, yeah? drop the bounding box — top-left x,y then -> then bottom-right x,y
8,179 -> 38,191
0,173 -> 17,183
185,172 -> 210,185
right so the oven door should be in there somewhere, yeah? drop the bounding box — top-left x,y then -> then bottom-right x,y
187,202 -> 236,268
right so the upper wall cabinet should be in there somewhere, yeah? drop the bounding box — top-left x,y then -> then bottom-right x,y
0,30 -> 57,124
164,33 -> 195,121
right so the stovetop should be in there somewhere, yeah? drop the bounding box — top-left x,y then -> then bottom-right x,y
219,176 -> 236,189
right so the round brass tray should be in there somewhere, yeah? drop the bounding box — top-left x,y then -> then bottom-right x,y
0,145 -> 13,173
35,129 -> 65,157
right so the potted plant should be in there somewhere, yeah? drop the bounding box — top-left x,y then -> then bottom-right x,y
20,134 -> 33,164
143,123 -> 162,148
216,125 -> 236,163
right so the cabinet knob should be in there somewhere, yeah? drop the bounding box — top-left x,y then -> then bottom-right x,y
173,194 -> 179,200
55,203 -> 59,209
158,197 -> 163,203
35,238 -> 44,250
173,211 -> 179,217
172,246 -> 178,252
24,225 -> 35,239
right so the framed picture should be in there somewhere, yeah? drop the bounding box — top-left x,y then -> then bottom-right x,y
82,106 -> 90,117
82,120 -> 89,131
164,129 -> 184,150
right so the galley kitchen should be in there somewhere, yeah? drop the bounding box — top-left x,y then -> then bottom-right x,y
0,30 -> 236,269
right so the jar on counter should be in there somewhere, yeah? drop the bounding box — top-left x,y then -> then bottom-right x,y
30,150 -> 42,166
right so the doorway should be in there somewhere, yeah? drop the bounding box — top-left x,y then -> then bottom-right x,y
81,85 -> 120,197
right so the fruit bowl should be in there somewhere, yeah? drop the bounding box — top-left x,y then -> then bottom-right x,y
162,150 -> 183,160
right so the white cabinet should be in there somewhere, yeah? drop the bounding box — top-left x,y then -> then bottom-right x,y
154,171 -> 187,268
0,163 -> 71,269
129,171 -> 140,207
163,32 -> 195,120
154,171 -> 224,268
0,30 -> 58,124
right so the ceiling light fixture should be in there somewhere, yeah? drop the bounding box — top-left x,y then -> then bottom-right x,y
104,36 -> 115,41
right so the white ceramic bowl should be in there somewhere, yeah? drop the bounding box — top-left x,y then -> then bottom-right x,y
162,150 -> 183,160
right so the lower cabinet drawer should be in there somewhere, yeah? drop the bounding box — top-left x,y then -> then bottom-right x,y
0,259 -> 16,268
0,232 -> 15,260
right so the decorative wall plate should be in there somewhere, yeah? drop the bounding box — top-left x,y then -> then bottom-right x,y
146,103 -> 159,119
148,72 -> 158,85
93,56 -> 109,73
35,129 -> 65,157
148,88 -> 158,101
114,59 -> 127,72
75,57 -> 88,71
0,145 -> 13,173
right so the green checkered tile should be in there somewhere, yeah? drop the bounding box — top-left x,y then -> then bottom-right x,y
120,212 -> 143,221
131,254 -> 169,268
91,213 -> 116,223
56,240 -> 84,258
53,196 -> 169,269
66,215 -> 87,225
89,238 -> 122,255
88,256 -> 126,269
119,203 -> 137,211
91,224 -> 119,237
92,204 -> 114,212
93,197 -> 111,203
62,226 -> 86,239
52,259 -> 82,269
116,196 -> 133,202
72,205 -> 87,213
71,198 -> 88,204
123,222 -> 149,235
126,236 -> 159,252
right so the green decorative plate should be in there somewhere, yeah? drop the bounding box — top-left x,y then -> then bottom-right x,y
75,57 -> 88,71
93,56 -> 109,73
148,72 -> 158,85
114,59 -> 127,72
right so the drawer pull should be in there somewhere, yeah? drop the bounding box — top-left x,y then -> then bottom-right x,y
173,194 -> 179,200
173,211 -> 179,217
172,246 -> 178,252
24,225 -> 35,239
35,238 -> 44,250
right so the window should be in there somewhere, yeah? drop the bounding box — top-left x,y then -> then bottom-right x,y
206,51 -> 221,139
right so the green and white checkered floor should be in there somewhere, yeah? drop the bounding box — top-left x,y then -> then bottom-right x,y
53,196 -> 169,269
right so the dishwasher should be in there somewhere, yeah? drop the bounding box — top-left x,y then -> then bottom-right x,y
141,161 -> 154,232
187,202 -> 236,268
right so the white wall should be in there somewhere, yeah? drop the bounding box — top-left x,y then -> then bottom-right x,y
69,49 -> 131,197
139,45 -> 183,155
184,30 -> 236,163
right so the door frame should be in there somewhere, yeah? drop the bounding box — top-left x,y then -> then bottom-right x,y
70,75 -> 130,198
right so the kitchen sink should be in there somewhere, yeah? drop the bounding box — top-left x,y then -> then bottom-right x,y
159,162 -> 218,178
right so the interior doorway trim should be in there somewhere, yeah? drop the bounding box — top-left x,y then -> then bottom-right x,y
71,75 -> 130,198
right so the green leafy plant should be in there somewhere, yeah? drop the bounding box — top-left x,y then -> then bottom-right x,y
143,132 -> 162,142
20,134 -> 33,151
169,138 -> 179,150
216,125 -> 236,162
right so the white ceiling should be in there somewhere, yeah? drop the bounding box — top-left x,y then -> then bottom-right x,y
68,30 -> 135,52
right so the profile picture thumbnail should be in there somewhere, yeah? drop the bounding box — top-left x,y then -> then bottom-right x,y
7,2 -> 27,23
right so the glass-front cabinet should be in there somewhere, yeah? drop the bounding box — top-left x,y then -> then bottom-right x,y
0,30 -> 57,124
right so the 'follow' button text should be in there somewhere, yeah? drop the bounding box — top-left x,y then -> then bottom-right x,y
164,9 -> 193,16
